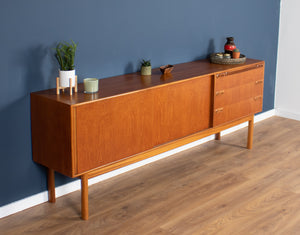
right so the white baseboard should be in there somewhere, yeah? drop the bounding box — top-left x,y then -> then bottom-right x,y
0,109 -> 276,219
276,108 -> 300,121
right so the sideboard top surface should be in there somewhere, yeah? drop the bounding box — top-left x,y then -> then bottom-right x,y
31,58 -> 264,106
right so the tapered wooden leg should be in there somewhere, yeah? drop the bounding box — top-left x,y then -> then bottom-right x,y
75,75 -> 78,92
47,168 -> 56,203
247,115 -> 254,149
81,175 -> 89,220
215,132 -> 221,140
56,77 -> 60,95
69,78 -> 73,95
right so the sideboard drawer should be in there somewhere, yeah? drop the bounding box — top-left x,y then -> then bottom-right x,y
213,96 -> 263,126
214,80 -> 264,108
215,64 -> 264,91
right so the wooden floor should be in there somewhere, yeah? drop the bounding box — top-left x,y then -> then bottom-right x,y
2,116 -> 300,235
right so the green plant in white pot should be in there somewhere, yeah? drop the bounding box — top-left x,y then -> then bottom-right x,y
141,59 -> 152,75
55,40 -> 77,88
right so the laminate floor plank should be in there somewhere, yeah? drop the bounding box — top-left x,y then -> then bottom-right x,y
159,169 -> 291,234
1,116 -> 300,235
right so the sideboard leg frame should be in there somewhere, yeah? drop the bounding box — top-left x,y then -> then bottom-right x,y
247,115 -> 254,149
47,168 -> 56,203
81,175 -> 89,220
215,132 -> 221,140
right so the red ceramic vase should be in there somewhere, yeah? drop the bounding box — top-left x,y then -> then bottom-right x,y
224,37 -> 236,55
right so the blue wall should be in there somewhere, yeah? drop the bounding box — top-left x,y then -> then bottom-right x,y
0,0 -> 281,206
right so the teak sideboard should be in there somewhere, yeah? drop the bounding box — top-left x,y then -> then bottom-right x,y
31,59 -> 264,220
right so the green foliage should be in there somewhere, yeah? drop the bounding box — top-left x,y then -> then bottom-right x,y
233,48 -> 239,52
55,40 -> 77,71
141,59 -> 151,67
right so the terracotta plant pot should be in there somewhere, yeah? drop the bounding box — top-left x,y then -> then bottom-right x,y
232,52 -> 241,59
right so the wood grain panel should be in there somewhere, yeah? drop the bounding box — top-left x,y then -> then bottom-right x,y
215,65 -> 264,91
31,94 -> 73,177
213,97 -> 263,126
153,76 -> 212,146
75,90 -> 154,174
215,80 -> 264,108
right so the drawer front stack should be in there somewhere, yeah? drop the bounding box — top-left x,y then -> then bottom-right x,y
213,64 -> 264,126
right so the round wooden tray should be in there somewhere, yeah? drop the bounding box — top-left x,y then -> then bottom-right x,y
210,53 -> 246,65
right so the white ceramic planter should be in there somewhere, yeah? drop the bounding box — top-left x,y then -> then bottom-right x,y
59,70 -> 76,87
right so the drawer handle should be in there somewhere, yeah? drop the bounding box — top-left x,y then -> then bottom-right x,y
216,72 -> 228,78
255,80 -> 263,84
216,90 -> 225,96
254,96 -> 262,101
256,64 -> 263,68
215,108 -> 224,113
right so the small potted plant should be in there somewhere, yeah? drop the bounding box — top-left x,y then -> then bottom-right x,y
141,59 -> 152,75
232,48 -> 240,59
55,40 -> 77,88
